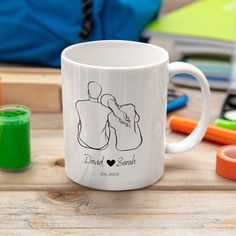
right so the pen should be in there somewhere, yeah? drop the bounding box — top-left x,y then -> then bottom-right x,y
169,116 -> 236,145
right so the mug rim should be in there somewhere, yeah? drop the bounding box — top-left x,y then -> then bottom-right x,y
61,40 -> 169,70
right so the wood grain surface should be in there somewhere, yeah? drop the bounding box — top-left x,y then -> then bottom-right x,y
1,86 -> 234,224
0,191 -> 236,235
1,68 -> 61,112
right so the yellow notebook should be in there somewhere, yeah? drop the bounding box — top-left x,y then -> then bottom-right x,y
147,0 -> 236,43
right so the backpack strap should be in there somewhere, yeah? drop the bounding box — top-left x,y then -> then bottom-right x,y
79,0 -> 94,41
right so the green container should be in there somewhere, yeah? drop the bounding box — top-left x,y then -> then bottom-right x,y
0,105 -> 31,171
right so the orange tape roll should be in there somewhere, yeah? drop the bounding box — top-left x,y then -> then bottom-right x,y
216,145 -> 236,180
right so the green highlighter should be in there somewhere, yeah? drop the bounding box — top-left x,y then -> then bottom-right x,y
215,119 -> 236,131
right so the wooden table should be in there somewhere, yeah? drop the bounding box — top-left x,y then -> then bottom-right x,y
1,87 -> 236,236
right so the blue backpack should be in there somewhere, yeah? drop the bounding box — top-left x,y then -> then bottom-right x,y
0,0 -> 162,67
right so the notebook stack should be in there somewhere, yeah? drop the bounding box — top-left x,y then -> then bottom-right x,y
146,0 -> 236,90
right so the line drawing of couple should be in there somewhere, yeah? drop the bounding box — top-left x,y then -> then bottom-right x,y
75,81 -> 143,151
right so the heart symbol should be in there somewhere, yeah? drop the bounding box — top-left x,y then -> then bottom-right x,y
107,159 -> 115,167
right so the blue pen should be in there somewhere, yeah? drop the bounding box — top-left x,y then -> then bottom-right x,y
167,89 -> 189,112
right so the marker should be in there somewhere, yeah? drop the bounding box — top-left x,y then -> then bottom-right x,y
169,116 -> 236,145
215,119 -> 236,130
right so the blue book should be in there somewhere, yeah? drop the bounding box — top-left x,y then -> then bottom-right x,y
171,57 -> 231,90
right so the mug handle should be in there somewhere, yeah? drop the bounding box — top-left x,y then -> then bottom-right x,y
166,62 -> 211,154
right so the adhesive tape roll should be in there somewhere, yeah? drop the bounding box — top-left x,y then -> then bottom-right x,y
216,145 -> 236,180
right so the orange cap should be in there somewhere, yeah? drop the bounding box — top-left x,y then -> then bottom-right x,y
216,145 -> 236,180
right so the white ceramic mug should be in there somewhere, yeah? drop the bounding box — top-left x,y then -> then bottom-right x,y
61,40 -> 210,191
